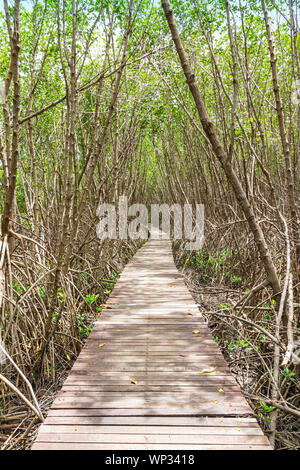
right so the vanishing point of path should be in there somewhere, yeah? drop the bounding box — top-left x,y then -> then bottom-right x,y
32,239 -> 272,450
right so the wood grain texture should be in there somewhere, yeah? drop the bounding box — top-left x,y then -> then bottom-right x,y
32,240 -> 272,450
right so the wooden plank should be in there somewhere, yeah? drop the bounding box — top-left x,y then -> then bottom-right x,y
77,354 -> 222,360
39,425 -> 264,435
70,367 -> 230,373
68,359 -> 230,369
56,391 -> 245,399
43,416 -> 258,426
65,375 -> 238,383
55,395 -> 247,408
65,373 -> 238,380
85,334 -> 213,340
34,432 -> 269,445
46,407 -> 253,416
80,346 -> 220,353
32,442 -> 271,450
51,401 -> 251,413
61,385 -> 240,392
83,341 -> 218,348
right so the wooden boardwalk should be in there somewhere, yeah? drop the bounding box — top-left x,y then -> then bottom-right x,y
32,240 -> 272,450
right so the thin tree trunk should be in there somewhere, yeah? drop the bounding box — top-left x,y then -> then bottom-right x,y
1,0 -> 21,240
261,0 -> 299,269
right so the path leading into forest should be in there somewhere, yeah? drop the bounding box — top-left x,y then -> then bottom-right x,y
32,239 -> 271,450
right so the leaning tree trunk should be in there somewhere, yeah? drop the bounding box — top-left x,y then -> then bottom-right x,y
161,0 -> 281,296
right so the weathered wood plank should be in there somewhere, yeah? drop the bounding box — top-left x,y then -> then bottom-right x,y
77,354 -> 222,361
38,425 -> 264,435
43,416 -> 258,426
34,432 -> 269,445
46,407 -> 253,416
64,375 -> 238,384
50,399 -> 252,413
32,443 -> 271,450
61,385 -> 240,392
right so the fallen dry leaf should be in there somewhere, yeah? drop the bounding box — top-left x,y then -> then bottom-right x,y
200,367 -> 216,374
98,344 -> 105,348
180,354 -> 191,357
192,330 -> 200,334
218,388 -> 224,393
196,334 -> 205,337
130,379 -> 138,385
66,354 -> 71,360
